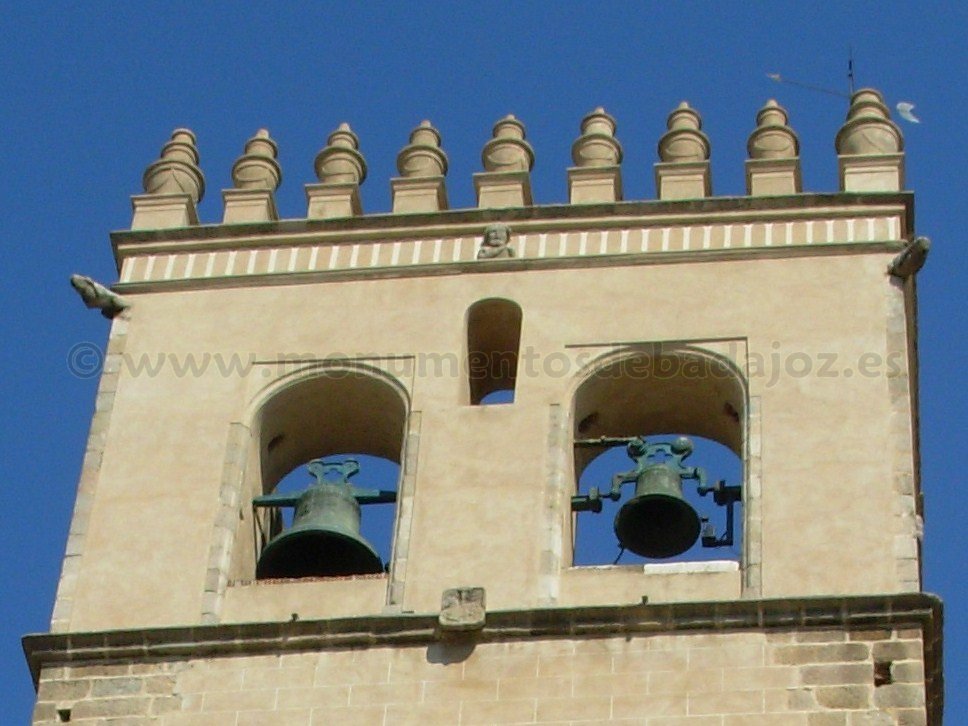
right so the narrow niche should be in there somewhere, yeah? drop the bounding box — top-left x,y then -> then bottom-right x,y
246,370 -> 407,580
570,349 -> 746,566
466,298 -> 522,405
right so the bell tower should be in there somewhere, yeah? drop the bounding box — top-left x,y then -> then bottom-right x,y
26,90 -> 940,724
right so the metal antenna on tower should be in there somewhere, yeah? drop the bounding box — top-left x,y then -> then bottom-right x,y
765,72 -> 850,99
767,58 -> 921,125
848,47 -> 855,95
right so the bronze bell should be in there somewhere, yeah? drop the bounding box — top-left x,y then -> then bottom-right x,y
613,463 -> 701,559
254,459 -> 396,579
571,435 -> 709,560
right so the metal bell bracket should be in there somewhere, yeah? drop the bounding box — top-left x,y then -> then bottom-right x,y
571,436 -> 741,550
253,458 -> 397,509
697,478 -> 742,548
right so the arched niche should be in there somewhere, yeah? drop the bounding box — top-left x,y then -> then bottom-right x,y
466,298 -> 523,405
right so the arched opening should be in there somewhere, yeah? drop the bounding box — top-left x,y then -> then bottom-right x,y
571,348 -> 746,566
246,369 -> 408,580
466,298 -> 522,405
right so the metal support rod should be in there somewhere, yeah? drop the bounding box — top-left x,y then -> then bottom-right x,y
253,488 -> 397,509
698,480 -> 742,548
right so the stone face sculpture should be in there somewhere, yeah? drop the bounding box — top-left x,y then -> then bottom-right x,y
70,274 -> 129,319
141,128 -> 205,202
231,129 -> 282,191
747,99 -> 799,160
477,223 -> 514,259
889,237 -> 930,278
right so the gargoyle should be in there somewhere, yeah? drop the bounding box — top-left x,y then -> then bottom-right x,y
70,274 -> 130,319
889,237 -> 931,278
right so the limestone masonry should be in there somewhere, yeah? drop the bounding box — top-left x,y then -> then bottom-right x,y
26,89 -> 940,725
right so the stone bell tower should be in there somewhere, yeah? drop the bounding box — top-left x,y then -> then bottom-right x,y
26,89 -> 940,724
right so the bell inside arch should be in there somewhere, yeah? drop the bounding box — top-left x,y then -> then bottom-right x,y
254,458 -> 396,580
613,464 -> 701,559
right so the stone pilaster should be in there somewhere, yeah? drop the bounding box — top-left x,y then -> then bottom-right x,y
307,123 -> 366,219
129,194 -> 199,230
222,129 -> 281,223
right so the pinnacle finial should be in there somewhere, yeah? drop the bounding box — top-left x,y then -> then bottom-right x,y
836,87 -> 903,155
658,103 -> 709,163
397,120 -> 448,177
314,123 -> 367,185
572,107 -> 622,168
141,128 -> 205,202
748,99 -> 798,160
231,129 -> 282,191
481,115 -> 534,172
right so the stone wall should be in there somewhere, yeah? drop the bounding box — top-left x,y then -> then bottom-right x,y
32,626 -> 927,726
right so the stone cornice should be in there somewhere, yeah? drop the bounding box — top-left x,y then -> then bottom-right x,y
112,240 -> 905,295
111,192 -> 914,260
107,192 -> 914,293
23,592 -> 942,721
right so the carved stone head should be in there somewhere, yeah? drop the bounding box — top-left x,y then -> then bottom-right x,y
483,224 -> 510,247
478,223 -> 513,259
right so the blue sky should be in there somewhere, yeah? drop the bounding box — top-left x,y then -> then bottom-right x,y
2,3 -> 964,722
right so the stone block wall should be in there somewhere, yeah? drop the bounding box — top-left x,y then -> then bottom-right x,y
32,626 -> 927,725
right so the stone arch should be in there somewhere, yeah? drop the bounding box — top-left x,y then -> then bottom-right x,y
229,363 -> 411,583
571,345 -> 747,476
252,364 -> 410,492
564,344 -> 750,568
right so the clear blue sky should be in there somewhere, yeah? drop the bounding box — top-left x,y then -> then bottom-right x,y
2,3 -> 964,722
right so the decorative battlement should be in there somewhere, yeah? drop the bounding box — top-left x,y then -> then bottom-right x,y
129,88 -> 905,234
115,88 -> 911,291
